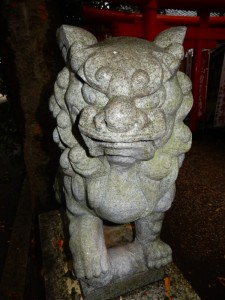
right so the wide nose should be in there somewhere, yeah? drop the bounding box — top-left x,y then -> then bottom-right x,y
104,97 -> 138,133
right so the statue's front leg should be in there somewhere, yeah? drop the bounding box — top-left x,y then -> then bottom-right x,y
68,212 -> 109,280
135,186 -> 175,269
135,212 -> 172,269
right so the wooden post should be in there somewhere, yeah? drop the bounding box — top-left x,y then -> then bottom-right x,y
143,0 -> 158,41
189,11 -> 209,131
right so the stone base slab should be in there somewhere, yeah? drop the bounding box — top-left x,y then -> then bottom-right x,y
80,268 -> 164,300
39,210 -> 200,300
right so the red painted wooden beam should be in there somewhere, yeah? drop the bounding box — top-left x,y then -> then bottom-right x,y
82,6 -> 142,24
112,21 -> 225,41
83,6 -> 225,28
105,0 -> 225,12
83,6 -> 225,42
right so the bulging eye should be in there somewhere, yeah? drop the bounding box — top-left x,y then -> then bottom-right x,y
95,66 -> 112,82
81,83 -> 108,107
132,70 -> 149,88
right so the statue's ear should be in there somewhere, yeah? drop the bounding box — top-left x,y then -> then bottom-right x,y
154,27 -> 186,61
153,27 -> 186,79
56,25 -> 97,62
154,27 -> 186,48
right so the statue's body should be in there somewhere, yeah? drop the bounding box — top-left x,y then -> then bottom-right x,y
50,25 -> 192,287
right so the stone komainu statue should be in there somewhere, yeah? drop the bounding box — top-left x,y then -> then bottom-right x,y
49,25 -> 193,287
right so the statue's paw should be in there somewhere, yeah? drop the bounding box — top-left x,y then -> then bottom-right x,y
74,246 -> 109,280
82,268 -> 113,288
142,239 -> 172,269
72,236 -> 110,280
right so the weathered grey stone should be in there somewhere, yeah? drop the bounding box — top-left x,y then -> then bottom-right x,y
49,25 -> 193,292
80,268 -> 164,300
39,210 -> 200,300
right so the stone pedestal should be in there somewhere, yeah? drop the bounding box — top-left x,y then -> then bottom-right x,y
39,210 -> 200,300
80,268 -> 164,300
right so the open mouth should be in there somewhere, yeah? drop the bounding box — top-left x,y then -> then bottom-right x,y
81,133 -> 155,161
79,122 -> 155,143
97,140 -> 152,156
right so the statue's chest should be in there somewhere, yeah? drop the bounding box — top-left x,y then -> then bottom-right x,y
87,165 -> 151,223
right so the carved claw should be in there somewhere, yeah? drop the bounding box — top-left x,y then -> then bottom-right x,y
141,239 -> 172,269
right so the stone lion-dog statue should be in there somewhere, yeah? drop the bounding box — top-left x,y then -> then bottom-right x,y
49,25 -> 192,289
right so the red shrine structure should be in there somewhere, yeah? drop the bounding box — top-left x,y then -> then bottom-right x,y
82,0 -> 225,131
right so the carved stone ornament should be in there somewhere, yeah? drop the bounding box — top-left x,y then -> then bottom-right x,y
49,25 -> 193,289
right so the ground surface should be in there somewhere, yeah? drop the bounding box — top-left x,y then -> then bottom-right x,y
0,128 -> 225,299
0,101 -> 25,279
39,210 -> 200,300
162,128 -> 225,300
0,154 -> 25,279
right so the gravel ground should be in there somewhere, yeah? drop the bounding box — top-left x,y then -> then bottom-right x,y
162,128 -> 225,300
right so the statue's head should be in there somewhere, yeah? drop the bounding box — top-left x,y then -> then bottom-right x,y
51,25 -> 192,171
56,26 -> 187,165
